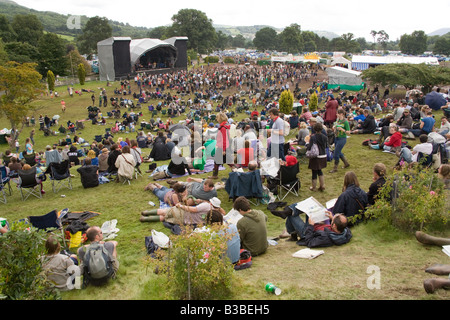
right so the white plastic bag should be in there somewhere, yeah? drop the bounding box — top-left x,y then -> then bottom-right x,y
151,229 -> 170,248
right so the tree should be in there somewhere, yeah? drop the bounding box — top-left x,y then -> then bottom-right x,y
47,70 -> 55,92
361,63 -> 450,94
77,16 -> 112,56
433,37 -> 450,56
4,41 -> 40,64
37,33 -> 68,76
0,14 -> 17,43
279,24 -> 302,53
399,31 -> 427,55
11,14 -> 43,47
253,27 -> 279,51
167,9 -> 217,54
77,63 -> 86,85
0,62 -> 43,148
279,90 -> 294,115
147,26 -> 169,39
377,30 -> 390,51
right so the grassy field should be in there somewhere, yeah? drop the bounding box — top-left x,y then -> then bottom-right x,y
0,66 -> 449,301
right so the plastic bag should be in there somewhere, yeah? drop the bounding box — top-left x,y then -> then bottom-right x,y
151,229 -> 170,248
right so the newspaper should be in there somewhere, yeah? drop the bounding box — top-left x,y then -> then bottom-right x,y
292,248 -> 324,259
295,197 -> 329,222
224,209 -> 243,225
443,245 -> 450,257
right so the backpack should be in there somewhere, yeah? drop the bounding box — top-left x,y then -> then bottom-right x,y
82,243 -> 114,286
234,249 -> 252,270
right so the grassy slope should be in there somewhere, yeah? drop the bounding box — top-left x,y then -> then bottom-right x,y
0,67 -> 448,300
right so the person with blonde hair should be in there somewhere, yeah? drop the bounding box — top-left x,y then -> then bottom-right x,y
83,149 -> 98,166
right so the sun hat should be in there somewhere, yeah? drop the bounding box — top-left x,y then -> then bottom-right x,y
210,197 -> 221,208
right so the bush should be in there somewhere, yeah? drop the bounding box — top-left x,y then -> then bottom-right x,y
279,90 -> 293,115
223,57 -> 235,64
47,70 -> 55,92
0,221 -> 60,300
363,165 -> 449,233
149,225 -> 234,300
77,63 -> 86,85
309,92 -> 318,111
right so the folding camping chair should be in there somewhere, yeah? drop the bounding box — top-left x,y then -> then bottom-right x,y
23,153 -> 37,167
18,167 -> 42,200
0,165 -> 12,196
225,169 -> 264,205
28,209 -> 68,247
277,162 -> 301,201
417,152 -> 433,169
47,160 -> 72,193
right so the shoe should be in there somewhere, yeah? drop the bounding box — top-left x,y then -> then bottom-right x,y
166,179 -> 177,185
41,190 -> 46,194
278,230 -> 290,238
329,165 -> 338,173
286,233 -> 298,241
425,264 -> 450,276
423,278 -> 450,294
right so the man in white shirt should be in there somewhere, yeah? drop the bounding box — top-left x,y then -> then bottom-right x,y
399,134 -> 433,163
267,108 -> 286,161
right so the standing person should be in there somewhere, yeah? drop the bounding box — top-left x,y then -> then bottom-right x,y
29,129 -> 35,145
267,108 -> 285,161
330,108 -> 350,173
209,112 -> 231,179
324,94 -> 338,128
307,122 -> 328,191
61,100 -> 66,113
234,196 -> 268,256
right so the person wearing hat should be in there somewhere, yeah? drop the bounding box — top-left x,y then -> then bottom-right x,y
204,122 -> 218,140
140,196 -> 225,226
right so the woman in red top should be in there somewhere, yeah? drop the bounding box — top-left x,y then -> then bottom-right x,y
236,140 -> 254,167
382,124 -> 402,153
209,112 -> 231,179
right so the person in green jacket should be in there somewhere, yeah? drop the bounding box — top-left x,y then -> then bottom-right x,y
234,196 -> 268,256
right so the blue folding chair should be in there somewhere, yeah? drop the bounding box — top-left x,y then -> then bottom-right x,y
0,165 -> 12,196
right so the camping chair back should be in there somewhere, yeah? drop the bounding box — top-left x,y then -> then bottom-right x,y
278,163 -> 300,201
49,160 -> 72,193
23,153 -> 37,166
28,209 -> 67,247
0,165 -> 12,196
417,152 -> 433,168
18,167 -> 42,200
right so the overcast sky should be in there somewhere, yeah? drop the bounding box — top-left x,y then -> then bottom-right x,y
14,0 -> 449,41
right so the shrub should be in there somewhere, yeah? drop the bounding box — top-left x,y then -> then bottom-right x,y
363,165 -> 449,233
309,92 -> 318,111
223,57 -> 234,64
77,63 -> 86,85
279,89 -> 293,115
47,70 -> 55,92
0,221 -> 60,300
149,225 -> 234,300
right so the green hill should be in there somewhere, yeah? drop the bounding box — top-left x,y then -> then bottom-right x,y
0,0 -> 151,39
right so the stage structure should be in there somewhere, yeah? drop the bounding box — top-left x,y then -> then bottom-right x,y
98,36 -> 188,81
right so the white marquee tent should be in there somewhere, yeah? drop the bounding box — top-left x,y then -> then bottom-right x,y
326,66 -> 364,90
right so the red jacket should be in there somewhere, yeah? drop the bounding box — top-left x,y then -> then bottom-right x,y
385,131 -> 402,147
324,99 -> 338,123
216,121 -> 230,151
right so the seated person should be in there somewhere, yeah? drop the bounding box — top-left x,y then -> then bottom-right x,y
82,150 -> 99,166
233,196 -> 268,256
20,163 -> 46,194
351,109 -> 376,134
332,171 -> 368,225
77,226 -> 119,284
143,182 -> 187,206
297,122 -> 310,146
370,124 -> 402,153
398,134 -> 433,164
42,235 -> 79,291
77,157 -> 99,188
114,145 -> 136,181
107,144 -> 122,175
367,163 -> 387,206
